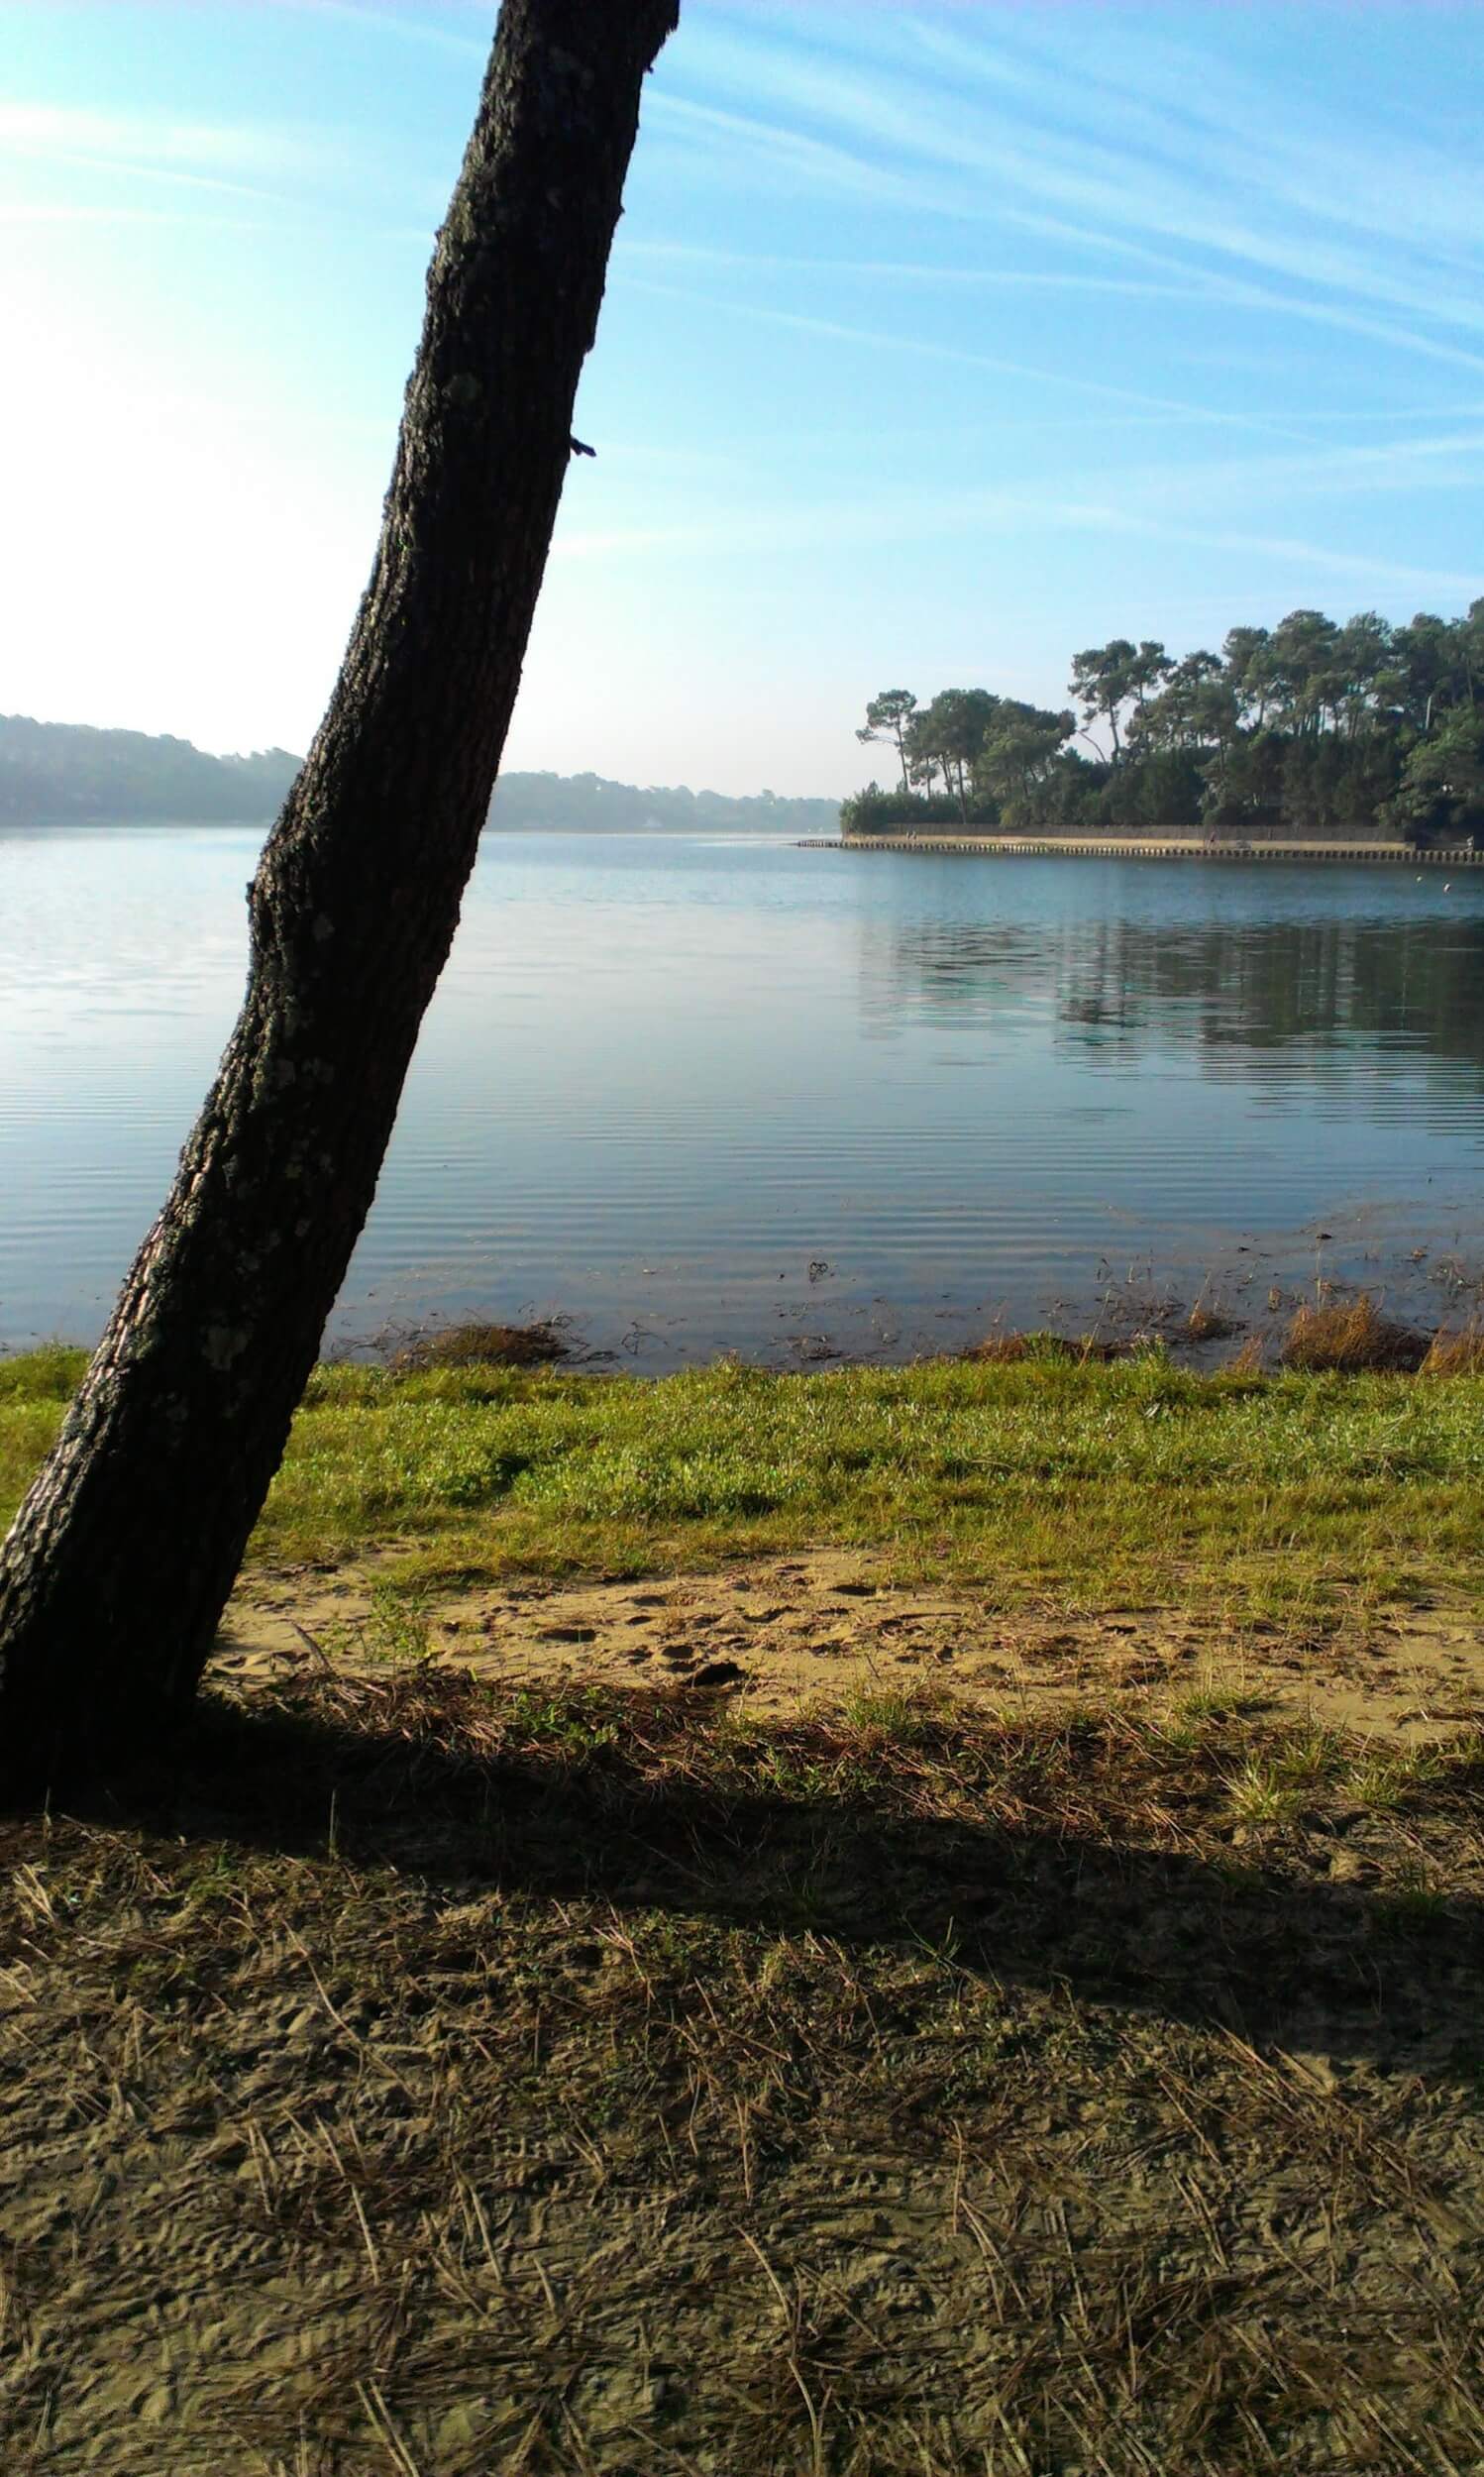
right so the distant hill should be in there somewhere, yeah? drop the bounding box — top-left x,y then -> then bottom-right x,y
0,716 -> 839,835
0,714 -> 301,822
487,769 -> 839,834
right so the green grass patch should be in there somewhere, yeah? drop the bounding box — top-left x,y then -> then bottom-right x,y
3,1350 -> 1484,1614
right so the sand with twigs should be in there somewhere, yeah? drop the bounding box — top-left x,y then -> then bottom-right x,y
219,1547 -> 1484,1742
3,1559 -> 1484,2472
2,1647 -> 1483,2473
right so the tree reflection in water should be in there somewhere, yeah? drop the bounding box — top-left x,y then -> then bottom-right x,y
863,903 -> 1484,1106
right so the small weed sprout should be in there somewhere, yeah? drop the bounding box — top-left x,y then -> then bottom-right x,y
1346,1744 -> 1443,1811
1224,1759 -> 1307,1827
838,1685 -> 940,1746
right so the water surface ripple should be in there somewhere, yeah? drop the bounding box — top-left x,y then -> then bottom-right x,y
3,826 -> 1481,1360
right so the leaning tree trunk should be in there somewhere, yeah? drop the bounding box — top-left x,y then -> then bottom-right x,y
0,0 -> 680,1782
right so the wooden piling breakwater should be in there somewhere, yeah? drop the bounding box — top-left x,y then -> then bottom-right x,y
797,835 -> 1483,866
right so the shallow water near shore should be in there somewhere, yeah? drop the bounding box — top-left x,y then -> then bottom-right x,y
2,822 -> 1483,1362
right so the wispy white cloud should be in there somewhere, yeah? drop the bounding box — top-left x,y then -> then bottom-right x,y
624,237 -> 1212,304
0,199 -> 271,230
556,476 -> 1480,605
1129,428 -> 1484,515
661,10 -> 1484,385
290,0 -> 485,56
620,234 -> 1484,404
644,92 -> 964,221
0,98 -> 353,205
936,13 -> 1484,282
631,281 -> 1319,446
1124,522 -> 1481,603
904,12 -> 1484,325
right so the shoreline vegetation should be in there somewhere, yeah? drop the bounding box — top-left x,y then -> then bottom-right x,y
0,713 -> 301,824
4,1329 -> 1484,2468
0,714 -> 840,836
6,1310 -> 1484,1613
486,769 -> 838,835
844,600 -> 1484,848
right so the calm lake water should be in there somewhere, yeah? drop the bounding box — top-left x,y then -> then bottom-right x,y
3,824 -> 1483,1362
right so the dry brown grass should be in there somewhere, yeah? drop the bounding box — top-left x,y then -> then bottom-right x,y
386,1319 -> 571,1373
962,1329 -> 1122,1365
1423,1319 -> 1484,1376
1184,1299 -> 1241,1343
961,1330 -> 1036,1363
1280,1293 -> 1429,1373
2,1669 -> 1483,2474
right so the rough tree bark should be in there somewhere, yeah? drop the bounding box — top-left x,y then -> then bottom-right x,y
0,0 -> 680,1782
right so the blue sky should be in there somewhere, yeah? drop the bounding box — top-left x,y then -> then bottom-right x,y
4,1 -> 1483,794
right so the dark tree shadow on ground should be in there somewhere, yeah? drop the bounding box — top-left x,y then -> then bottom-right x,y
26,1674 -> 1484,2086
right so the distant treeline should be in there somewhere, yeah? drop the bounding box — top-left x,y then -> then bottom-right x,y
845,602 -> 1484,843
486,770 -> 839,834
0,714 -> 301,822
0,716 -> 839,837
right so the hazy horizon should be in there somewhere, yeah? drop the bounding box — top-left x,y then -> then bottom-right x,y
0,709 -> 844,806
5,2 -> 1484,795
